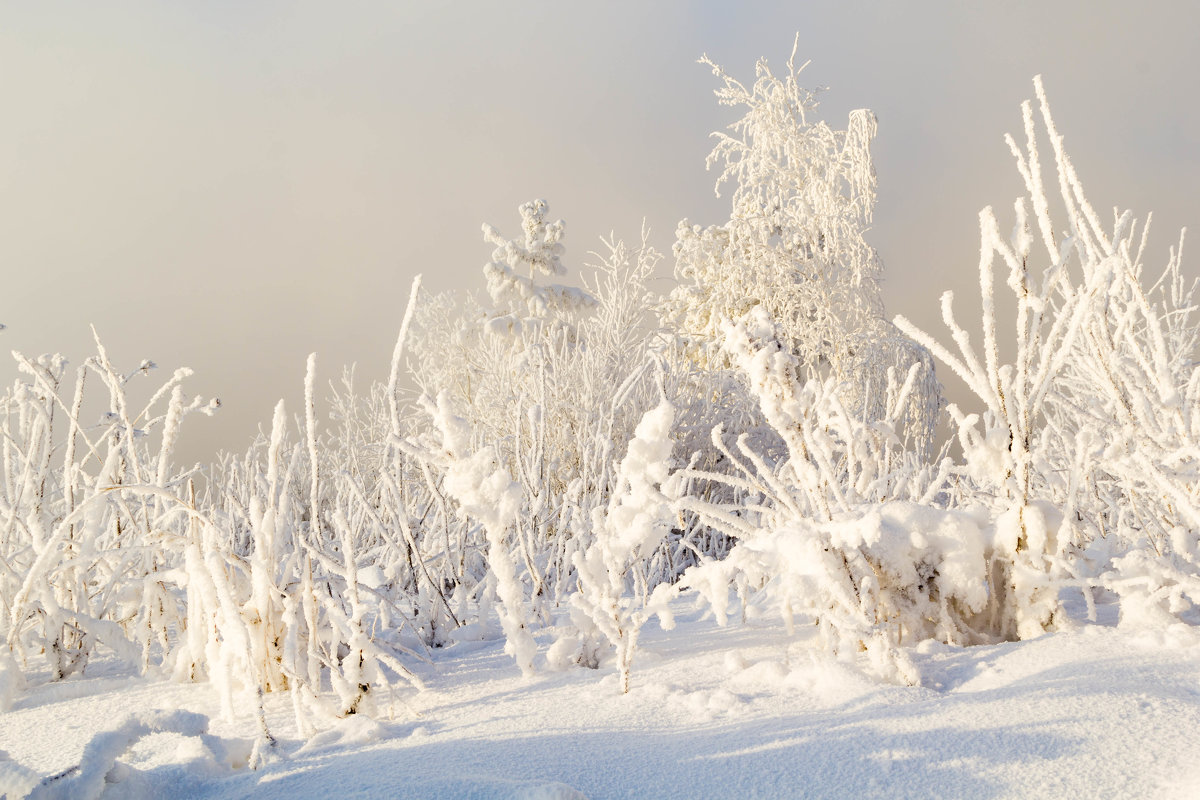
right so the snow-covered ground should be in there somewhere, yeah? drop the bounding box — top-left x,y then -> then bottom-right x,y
3,597 -> 1198,800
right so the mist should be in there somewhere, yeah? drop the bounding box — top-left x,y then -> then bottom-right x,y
2,1 -> 1196,464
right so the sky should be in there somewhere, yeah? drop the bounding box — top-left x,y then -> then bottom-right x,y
1,1 -> 1198,464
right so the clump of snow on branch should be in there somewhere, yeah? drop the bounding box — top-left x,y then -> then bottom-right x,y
563,394 -> 681,692
425,392 -> 537,677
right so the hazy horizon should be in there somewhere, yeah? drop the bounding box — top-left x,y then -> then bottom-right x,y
3,1 -> 1197,464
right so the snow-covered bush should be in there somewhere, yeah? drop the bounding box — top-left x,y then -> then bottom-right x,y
0,336 -> 216,685
406,211 -> 684,599
561,396 -> 680,692
203,351 -> 431,728
896,75 -> 1200,637
677,502 -> 994,686
420,390 -> 537,676
669,310 -> 962,683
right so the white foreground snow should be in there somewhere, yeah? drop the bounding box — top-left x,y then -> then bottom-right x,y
2,599 -> 1198,800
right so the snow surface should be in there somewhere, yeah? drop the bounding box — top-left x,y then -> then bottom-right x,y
2,598 -> 1198,800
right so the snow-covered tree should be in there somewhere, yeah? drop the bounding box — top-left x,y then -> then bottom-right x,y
662,40 -> 940,456
482,198 -> 596,333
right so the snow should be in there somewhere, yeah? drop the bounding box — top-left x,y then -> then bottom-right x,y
2,599 -> 1197,800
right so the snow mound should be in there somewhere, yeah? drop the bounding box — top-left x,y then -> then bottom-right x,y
15,709 -> 242,800
295,715 -> 388,755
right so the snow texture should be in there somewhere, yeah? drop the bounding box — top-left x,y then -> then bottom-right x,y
1,602 -> 1197,799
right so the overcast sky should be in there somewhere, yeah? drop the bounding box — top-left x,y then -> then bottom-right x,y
2,1 -> 1197,463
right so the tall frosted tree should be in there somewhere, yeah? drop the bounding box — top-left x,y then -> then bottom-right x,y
662,42 -> 940,454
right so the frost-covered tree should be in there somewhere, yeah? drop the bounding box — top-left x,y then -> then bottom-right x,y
482,198 -> 596,334
661,41 -> 939,455
408,199 -> 599,472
